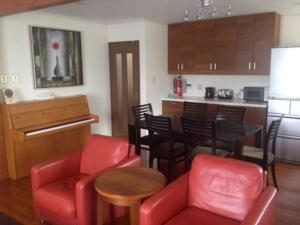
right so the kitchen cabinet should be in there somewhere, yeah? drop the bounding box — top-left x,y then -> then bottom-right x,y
214,17 -> 237,73
162,100 -> 267,146
168,22 -> 197,73
195,20 -> 215,72
236,13 -> 280,75
168,12 -> 280,75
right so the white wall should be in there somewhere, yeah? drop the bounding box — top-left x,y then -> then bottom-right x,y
0,12 -> 111,135
145,21 -> 172,114
280,15 -> 300,46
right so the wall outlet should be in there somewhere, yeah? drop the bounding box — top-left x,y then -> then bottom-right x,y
11,74 -> 20,83
0,75 -> 8,83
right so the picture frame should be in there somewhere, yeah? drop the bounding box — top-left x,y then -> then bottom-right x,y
30,26 -> 83,88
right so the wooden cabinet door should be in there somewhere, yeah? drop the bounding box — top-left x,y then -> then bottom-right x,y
236,15 -> 255,74
195,20 -> 215,73
168,24 -> 182,73
214,17 -> 237,73
180,22 -> 196,73
254,13 -> 280,75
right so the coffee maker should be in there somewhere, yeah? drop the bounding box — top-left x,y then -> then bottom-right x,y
205,87 -> 215,99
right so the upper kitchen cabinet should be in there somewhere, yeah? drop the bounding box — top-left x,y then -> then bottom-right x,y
214,17 -> 237,73
195,20 -> 215,73
253,13 -> 280,75
236,12 -> 280,75
168,22 -> 197,74
168,12 -> 280,75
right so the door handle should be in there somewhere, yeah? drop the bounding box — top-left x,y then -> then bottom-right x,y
248,62 -> 251,71
210,63 -> 213,71
253,62 -> 256,71
214,63 -> 217,71
181,64 -> 184,70
177,64 -> 180,71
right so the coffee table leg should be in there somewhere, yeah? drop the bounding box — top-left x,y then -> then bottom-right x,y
97,195 -> 104,225
130,199 -> 141,225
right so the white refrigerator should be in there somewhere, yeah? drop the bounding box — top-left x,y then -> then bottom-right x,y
269,47 -> 300,164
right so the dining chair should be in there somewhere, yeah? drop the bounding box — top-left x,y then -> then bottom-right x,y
131,103 -> 166,158
215,105 -> 247,158
181,117 -> 229,168
182,101 -> 208,120
145,113 -> 188,183
242,118 -> 282,189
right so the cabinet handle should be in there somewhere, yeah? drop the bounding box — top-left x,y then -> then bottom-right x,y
248,62 -> 251,71
253,62 -> 256,71
209,63 -> 213,71
177,64 -> 180,71
181,64 -> 184,70
214,63 -> 217,71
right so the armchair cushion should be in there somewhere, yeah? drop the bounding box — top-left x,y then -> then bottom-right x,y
188,155 -> 264,221
80,135 -> 129,174
34,173 -> 87,219
164,207 -> 239,225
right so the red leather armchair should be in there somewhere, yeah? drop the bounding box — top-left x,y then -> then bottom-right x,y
140,155 -> 277,225
32,134 -> 141,225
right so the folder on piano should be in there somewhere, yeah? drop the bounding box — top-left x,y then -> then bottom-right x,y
2,95 -> 99,180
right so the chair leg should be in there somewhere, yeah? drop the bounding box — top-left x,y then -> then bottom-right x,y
167,160 -> 174,183
157,158 -> 161,171
149,152 -> 154,168
271,163 -> 278,189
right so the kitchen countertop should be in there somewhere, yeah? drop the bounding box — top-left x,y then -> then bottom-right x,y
162,96 -> 268,108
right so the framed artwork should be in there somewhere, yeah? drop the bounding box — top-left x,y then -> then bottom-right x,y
31,26 -> 83,88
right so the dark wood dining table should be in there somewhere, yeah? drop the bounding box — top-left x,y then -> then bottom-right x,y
130,114 -> 263,158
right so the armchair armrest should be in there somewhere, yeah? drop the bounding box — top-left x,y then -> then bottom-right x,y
140,173 -> 189,225
241,187 -> 277,225
31,151 -> 82,191
75,155 -> 141,225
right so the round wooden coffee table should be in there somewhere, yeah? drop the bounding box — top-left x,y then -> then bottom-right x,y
95,167 -> 165,225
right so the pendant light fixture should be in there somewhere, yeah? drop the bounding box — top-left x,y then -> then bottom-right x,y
183,0 -> 234,21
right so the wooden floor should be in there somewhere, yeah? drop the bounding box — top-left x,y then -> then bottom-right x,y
0,162 -> 299,225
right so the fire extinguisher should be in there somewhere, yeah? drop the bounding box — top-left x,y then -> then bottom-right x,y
175,75 -> 183,97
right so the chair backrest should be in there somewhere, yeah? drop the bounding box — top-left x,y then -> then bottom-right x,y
183,102 -> 208,121
216,106 -> 246,133
144,114 -> 172,137
263,118 -> 282,165
80,135 -> 129,174
188,155 -> 264,221
132,103 -> 153,124
181,117 -> 215,151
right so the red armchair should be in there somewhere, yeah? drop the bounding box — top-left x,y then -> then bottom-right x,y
31,134 -> 141,225
140,155 -> 277,225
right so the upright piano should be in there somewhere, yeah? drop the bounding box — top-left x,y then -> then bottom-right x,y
2,95 -> 99,180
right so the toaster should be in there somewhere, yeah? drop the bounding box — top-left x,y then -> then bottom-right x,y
217,89 -> 234,99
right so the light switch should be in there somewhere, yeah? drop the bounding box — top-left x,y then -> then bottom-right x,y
11,74 -> 20,83
0,75 -> 8,83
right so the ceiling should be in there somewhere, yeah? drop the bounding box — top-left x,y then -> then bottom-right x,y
39,0 -> 300,24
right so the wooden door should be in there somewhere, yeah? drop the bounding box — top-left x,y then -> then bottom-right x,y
195,20 -> 215,73
168,24 -> 182,74
214,17 -> 237,74
236,15 -> 255,74
109,41 -> 140,138
180,22 -> 196,73
214,17 -> 237,73
254,13 -> 280,75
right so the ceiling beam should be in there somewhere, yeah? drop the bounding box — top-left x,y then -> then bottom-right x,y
0,0 -> 79,17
